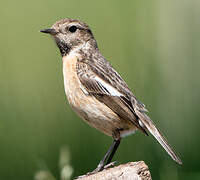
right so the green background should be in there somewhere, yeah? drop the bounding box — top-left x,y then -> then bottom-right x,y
0,0 -> 199,179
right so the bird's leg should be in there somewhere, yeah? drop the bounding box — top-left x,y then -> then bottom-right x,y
77,139 -> 121,178
94,138 -> 121,172
106,139 -> 120,165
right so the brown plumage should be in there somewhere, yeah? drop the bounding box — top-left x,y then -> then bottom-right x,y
40,18 -> 182,173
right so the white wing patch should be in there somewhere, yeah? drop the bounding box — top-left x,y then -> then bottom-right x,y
94,76 -> 122,96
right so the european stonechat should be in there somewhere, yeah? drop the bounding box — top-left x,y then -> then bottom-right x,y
40,18 -> 182,173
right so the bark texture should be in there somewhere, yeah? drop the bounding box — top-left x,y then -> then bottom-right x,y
75,161 -> 152,180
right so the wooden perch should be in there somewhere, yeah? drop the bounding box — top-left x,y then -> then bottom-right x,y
75,161 -> 151,180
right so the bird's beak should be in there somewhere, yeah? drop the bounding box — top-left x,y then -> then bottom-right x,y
40,28 -> 58,35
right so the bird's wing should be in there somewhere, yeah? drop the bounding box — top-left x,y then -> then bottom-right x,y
76,57 -> 182,165
76,59 -> 148,135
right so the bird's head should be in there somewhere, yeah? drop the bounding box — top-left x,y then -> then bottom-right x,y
40,18 -> 97,56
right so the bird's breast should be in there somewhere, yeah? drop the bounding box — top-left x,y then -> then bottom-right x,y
62,54 -> 137,138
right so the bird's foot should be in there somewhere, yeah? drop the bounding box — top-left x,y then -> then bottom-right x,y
104,161 -> 117,169
91,160 -> 117,173
76,161 -> 117,179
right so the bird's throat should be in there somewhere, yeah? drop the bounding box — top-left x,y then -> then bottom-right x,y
55,39 -> 70,57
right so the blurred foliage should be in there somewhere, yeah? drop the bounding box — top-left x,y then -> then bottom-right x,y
34,146 -> 73,180
0,0 -> 199,179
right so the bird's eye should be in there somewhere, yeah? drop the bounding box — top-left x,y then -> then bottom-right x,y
69,26 -> 77,33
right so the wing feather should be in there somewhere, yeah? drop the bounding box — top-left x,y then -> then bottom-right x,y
76,60 -> 148,134
76,57 -> 182,164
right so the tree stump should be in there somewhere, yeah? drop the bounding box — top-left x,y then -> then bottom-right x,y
75,161 -> 151,180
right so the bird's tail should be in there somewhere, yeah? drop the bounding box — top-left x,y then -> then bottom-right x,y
135,109 -> 182,165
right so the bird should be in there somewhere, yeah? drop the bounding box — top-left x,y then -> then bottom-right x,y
40,18 -> 182,173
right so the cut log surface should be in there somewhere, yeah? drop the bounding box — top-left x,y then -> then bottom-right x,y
75,161 -> 152,180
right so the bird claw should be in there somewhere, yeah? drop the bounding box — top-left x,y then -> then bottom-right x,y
76,161 -> 118,179
104,161 -> 117,169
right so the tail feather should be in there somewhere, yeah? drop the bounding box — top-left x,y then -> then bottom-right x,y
135,109 -> 182,165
